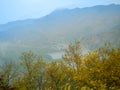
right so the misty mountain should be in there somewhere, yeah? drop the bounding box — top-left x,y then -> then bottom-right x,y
0,4 -> 120,62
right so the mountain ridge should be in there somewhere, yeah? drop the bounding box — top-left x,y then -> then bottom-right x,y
0,4 -> 120,62
0,3 -> 119,26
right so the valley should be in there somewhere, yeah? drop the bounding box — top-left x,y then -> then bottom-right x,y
0,4 -> 120,63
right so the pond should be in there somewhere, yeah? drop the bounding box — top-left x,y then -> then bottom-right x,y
49,52 -> 64,59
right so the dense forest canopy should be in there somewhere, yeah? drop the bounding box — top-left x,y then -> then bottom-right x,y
0,41 -> 120,90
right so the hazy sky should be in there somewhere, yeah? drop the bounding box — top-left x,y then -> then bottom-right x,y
0,0 -> 120,24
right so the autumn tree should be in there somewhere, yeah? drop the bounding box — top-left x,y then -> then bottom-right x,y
44,61 -> 70,90
62,41 -> 82,70
62,41 -> 89,89
15,51 -> 46,90
0,62 -> 17,90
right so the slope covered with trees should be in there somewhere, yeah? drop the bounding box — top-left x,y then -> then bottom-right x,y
0,4 -> 120,62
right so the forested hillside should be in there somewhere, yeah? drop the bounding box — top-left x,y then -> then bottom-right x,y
0,4 -> 120,63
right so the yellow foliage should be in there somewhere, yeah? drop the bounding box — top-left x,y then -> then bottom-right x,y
1,41 -> 120,90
